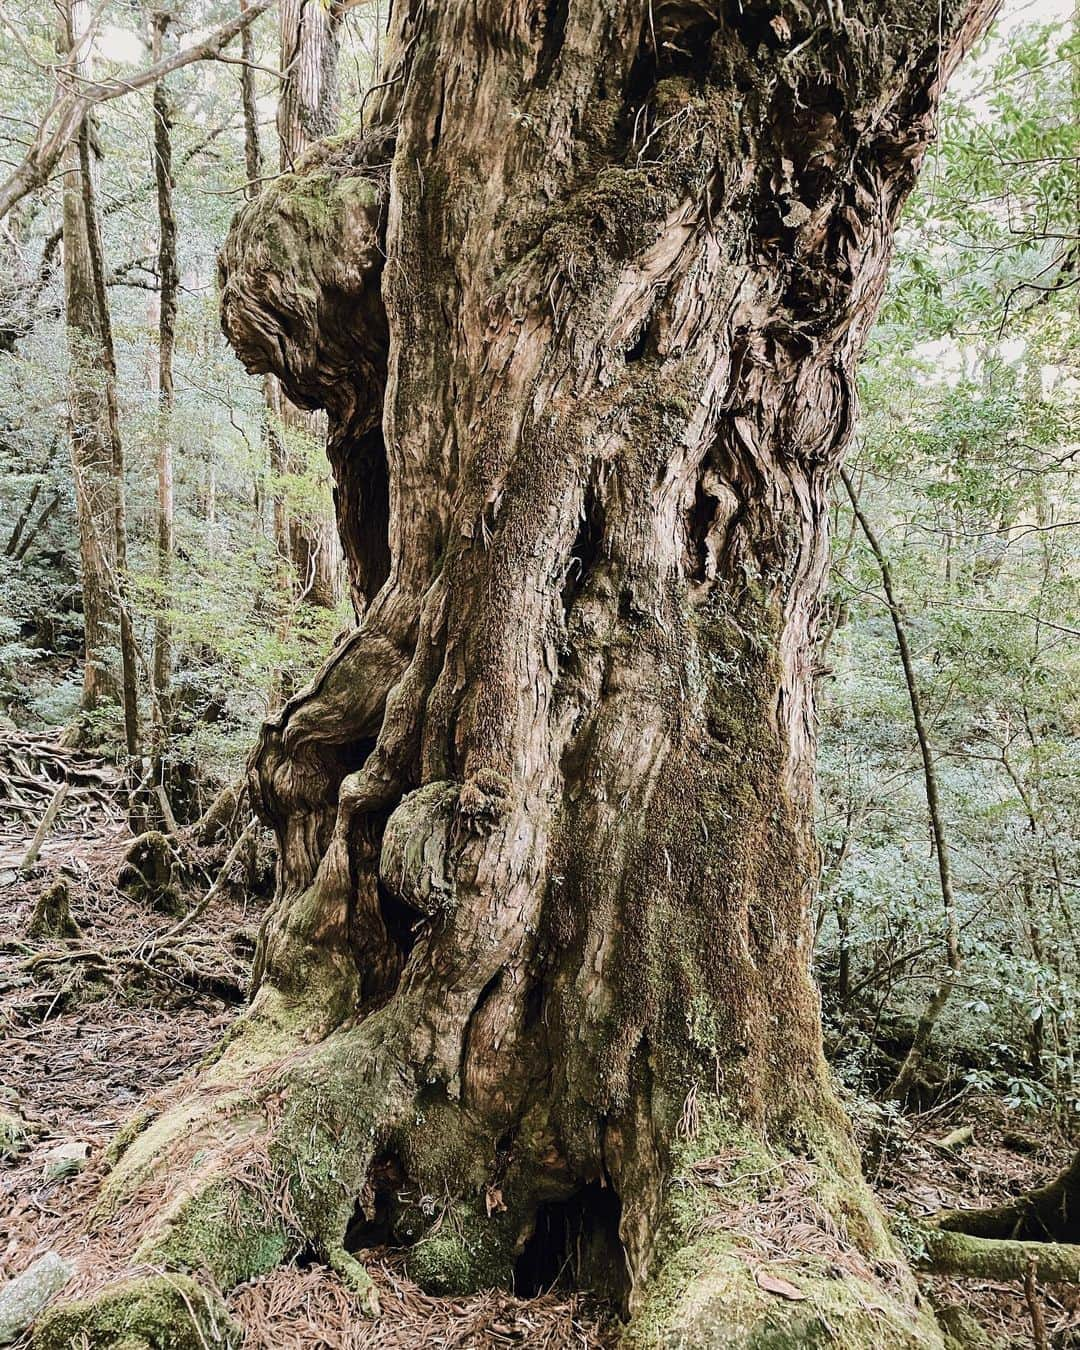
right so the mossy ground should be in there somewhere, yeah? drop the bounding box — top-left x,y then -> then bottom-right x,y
405,1209 -> 515,1296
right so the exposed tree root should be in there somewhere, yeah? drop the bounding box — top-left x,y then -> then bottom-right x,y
935,1148 -> 1080,1244
33,1008 -> 943,1348
915,1226 -> 1080,1284
31,1273 -> 239,1350
626,1117 -> 944,1348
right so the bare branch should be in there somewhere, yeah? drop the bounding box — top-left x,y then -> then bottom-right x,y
0,0 -> 277,222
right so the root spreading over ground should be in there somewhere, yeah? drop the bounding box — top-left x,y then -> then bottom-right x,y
1,735 -> 1076,1347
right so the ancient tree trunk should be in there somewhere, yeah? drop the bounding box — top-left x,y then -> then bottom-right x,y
41,4 -> 999,1347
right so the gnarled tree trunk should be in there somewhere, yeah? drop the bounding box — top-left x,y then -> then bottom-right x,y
268,0 -> 345,618
38,3 -> 998,1346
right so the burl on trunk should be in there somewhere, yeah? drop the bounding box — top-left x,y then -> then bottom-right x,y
34,2 -> 997,1346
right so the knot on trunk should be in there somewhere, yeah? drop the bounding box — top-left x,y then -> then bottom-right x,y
378,771 -> 515,917
218,156 -> 388,429
379,782 -> 458,917
455,769 -> 513,835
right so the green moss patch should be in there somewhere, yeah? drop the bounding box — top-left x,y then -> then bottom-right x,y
30,1275 -> 240,1350
406,1209 -> 515,1296
0,1106 -> 29,1161
147,1182 -> 292,1290
625,1239 -> 940,1349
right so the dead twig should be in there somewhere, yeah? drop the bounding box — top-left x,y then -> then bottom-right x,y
19,782 -> 70,872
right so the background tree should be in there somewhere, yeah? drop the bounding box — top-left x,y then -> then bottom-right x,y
816,9 -> 1079,1120
0,0 -> 361,786
58,0 -> 138,751
150,8 -> 178,725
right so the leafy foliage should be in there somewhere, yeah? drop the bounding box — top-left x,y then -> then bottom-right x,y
818,10 -> 1079,1119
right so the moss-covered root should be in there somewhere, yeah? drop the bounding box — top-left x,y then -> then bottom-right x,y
623,1111 -> 943,1349
117,831 -> 183,916
27,879 -> 81,940
30,1275 -> 240,1350
624,1241 -> 944,1349
327,1247 -> 380,1316
915,1225 -> 1080,1283
932,1302 -> 997,1350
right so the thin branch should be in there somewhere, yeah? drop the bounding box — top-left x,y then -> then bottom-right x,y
0,0 -> 276,222
839,468 -> 962,1103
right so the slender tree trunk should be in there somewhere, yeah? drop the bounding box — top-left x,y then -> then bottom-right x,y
43,4 -> 1000,1346
277,0 -> 343,168
77,120 -> 140,759
59,0 -> 126,730
239,0 -> 262,195
237,8 -> 294,710
5,480 -> 41,557
841,469 -> 961,1101
12,493 -> 61,562
151,11 -> 177,718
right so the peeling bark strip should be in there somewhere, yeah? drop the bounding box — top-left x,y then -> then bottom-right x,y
34,4 -> 1002,1347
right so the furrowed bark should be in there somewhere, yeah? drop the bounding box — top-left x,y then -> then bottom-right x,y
38,3 -> 1002,1347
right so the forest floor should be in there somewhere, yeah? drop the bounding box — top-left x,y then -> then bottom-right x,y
0,735 -> 1075,1348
